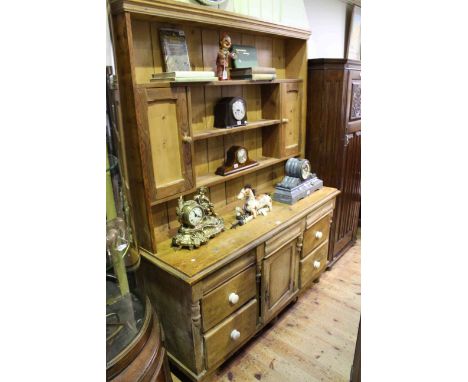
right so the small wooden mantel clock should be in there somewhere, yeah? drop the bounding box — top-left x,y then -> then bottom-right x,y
214,96 -> 247,128
216,145 -> 258,176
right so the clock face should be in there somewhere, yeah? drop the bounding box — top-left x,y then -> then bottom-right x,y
301,161 -> 311,180
188,206 -> 204,226
232,100 -> 246,121
236,148 -> 247,164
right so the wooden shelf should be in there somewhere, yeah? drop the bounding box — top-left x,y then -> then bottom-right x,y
193,119 -> 281,141
111,0 -> 311,40
196,155 -> 295,189
138,79 -> 302,89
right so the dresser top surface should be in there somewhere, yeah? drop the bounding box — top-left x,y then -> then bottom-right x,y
141,187 -> 339,283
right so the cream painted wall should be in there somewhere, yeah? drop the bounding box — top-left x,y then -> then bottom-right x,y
304,0 -> 349,59
175,0 -> 310,30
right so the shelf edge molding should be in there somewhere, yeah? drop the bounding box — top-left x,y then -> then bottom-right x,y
196,155 -> 296,189
193,119 -> 281,141
110,0 -> 311,40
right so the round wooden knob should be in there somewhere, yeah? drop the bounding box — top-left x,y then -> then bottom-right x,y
182,134 -> 193,144
313,260 -> 321,269
315,231 -> 323,239
230,329 -> 241,341
228,292 -> 239,305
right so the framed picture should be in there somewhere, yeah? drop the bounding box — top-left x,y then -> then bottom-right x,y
346,6 -> 361,61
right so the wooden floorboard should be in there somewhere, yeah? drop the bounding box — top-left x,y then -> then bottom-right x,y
172,239 -> 361,382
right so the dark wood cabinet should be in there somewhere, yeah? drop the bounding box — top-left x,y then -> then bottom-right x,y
305,59 -> 361,267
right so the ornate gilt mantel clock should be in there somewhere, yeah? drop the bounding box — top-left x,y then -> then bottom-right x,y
172,187 -> 224,249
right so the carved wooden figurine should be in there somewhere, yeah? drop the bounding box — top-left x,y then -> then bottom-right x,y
216,33 -> 237,80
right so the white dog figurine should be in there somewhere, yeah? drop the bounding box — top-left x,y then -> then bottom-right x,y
237,185 -> 273,219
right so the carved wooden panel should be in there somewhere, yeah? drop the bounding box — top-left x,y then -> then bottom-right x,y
350,81 -> 361,121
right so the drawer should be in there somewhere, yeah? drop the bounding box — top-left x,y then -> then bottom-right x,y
305,199 -> 334,227
202,266 -> 256,332
300,240 -> 328,287
265,220 -> 303,256
302,213 -> 332,258
204,299 -> 257,368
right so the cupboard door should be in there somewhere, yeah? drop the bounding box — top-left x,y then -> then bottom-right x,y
262,239 -> 298,323
333,131 -> 361,257
138,87 -> 195,202
281,82 -> 301,157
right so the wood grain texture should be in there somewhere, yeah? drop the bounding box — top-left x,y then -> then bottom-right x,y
302,213 -> 332,258
142,187 -> 339,284
300,240 -> 329,288
262,239 -> 297,323
204,299 -> 258,369
207,238 -> 361,382
112,12 -> 155,252
306,59 -> 361,266
202,266 -> 256,331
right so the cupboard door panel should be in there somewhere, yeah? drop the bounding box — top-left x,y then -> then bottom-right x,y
138,87 -> 195,202
262,239 -> 298,323
333,131 -> 361,256
346,70 -> 361,133
281,82 -> 301,156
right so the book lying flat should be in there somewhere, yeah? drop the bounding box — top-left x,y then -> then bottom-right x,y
152,71 -> 215,79
230,67 -> 276,75
230,73 -> 277,81
150,76 -> 218,83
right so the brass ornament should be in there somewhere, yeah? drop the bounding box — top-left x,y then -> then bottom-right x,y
172,187 -> 225,249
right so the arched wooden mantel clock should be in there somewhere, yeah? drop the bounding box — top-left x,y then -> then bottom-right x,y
216,145 -> 258,176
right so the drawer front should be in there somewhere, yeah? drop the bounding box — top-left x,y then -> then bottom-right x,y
204,299 -> 257,368
202,266 -> 256,332
302,213 -> 332,258
265,220 -> 303,256
306,200 -> 334,228
300,240 -> 328,287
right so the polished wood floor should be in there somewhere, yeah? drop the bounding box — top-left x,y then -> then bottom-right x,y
173,239 -> 361,382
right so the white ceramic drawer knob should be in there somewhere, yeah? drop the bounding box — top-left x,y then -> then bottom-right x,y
230,329 -> 241,341
315,231 -> 323,239
228,292 -> 239,305
313,260 -> 321,269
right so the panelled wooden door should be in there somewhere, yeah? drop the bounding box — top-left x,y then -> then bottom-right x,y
333,69 -> 361,258
262,240 -> 298,323
333,131 -> 360,256
281,82 -> 301,157
137,87 -> 196,203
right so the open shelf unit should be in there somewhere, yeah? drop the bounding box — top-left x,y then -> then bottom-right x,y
110,0 -> 310,253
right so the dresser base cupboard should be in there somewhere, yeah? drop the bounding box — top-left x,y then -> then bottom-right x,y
140,187 -> 339,381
